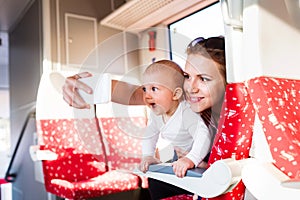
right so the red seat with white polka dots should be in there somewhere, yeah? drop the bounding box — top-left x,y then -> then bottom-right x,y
162,194 -> 194,200
36,119 -> 142,199
203,82 -> 255,200
165,82 -> 255,200
36,72 -> 142,199
96,103 -> 149,188
247,76 -> 300,179
99,117 -> 146,171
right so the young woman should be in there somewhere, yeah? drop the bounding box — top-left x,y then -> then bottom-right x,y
62,36 -> 226,199
147,36 -> 226,199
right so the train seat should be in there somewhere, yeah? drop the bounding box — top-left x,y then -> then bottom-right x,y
95,102 -> 149,187
164,76 -> 300,200
203,82 -> 255,200
156,82 -> 256,199
0,178 -> 11,200
33,72 -> 142,199
242,76 -> 300,199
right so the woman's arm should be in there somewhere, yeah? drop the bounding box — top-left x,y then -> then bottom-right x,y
111,80 -> 145,105
62,72 -> 145,108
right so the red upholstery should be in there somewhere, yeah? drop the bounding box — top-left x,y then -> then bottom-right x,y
99,117 -> 146,170
0,178 -> 9,199
96,103 -> 149,188
161,194 -> 194,200
166,77 -> 300,199
36,118 -> 141,199
247,76 -> 300,179
0,179 -> 7,185
36,72 -> 142,199
165,83 -> 255,200
203,83 -> 255,200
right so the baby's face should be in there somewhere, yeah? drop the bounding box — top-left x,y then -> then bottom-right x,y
142,73 -> 177,116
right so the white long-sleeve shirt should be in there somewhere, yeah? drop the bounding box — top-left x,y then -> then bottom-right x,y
142,101 -> 212,166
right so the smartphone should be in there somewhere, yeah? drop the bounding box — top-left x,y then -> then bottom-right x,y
78,73 -> 111,104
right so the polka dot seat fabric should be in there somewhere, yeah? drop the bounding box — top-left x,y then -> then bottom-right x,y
161,194 -> 194,200
203,82 -> 255,200
35,72 -> 141,199
246,76 -> 300,179
164,82 -> 255,200
96,103 -> 149,188
165,76 -> 300,200
99,117 -> 146,170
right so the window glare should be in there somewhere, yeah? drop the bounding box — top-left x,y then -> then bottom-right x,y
169,2 -> 225,68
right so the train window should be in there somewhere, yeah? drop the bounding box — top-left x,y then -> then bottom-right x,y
169,2 -> 224,68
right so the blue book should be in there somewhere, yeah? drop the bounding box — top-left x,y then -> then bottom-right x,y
148,163 -> 205,178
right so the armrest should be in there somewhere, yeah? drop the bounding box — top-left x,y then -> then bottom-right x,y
281,179 -> 300,189
134,158 -> 248,198
242,160 -> 300,199
29,145 -> 58,161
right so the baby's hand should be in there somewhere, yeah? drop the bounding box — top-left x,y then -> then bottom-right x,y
138,156 -> 161,173
172,157 -> 194,178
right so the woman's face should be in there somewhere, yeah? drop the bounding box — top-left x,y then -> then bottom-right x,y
184,54 -> 226,113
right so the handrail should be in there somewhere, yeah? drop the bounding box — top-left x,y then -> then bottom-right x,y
5,110 -> 36,182
94,105 -> 109,171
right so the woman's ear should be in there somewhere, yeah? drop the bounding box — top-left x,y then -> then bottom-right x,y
173,87 -> 183,100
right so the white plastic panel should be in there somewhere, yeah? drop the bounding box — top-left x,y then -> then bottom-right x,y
225,0 -> 300,82
242,0 -> 300,80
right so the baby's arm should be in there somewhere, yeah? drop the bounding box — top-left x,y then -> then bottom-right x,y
172,150 -> 209,177
174,147 -> 208,168
173,111 -> 212,177
172,157 -> 195,178
185,119 -> 211,168
139,112 -> 161,173
138,156 -> 161,173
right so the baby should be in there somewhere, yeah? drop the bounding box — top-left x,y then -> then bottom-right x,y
139,59 -> 211,178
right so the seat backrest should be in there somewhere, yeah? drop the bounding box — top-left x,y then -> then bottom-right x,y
205,82 -> 255,200
96,103 -> 148,171
36,72 -> 107,193
246,76 -> 300,179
